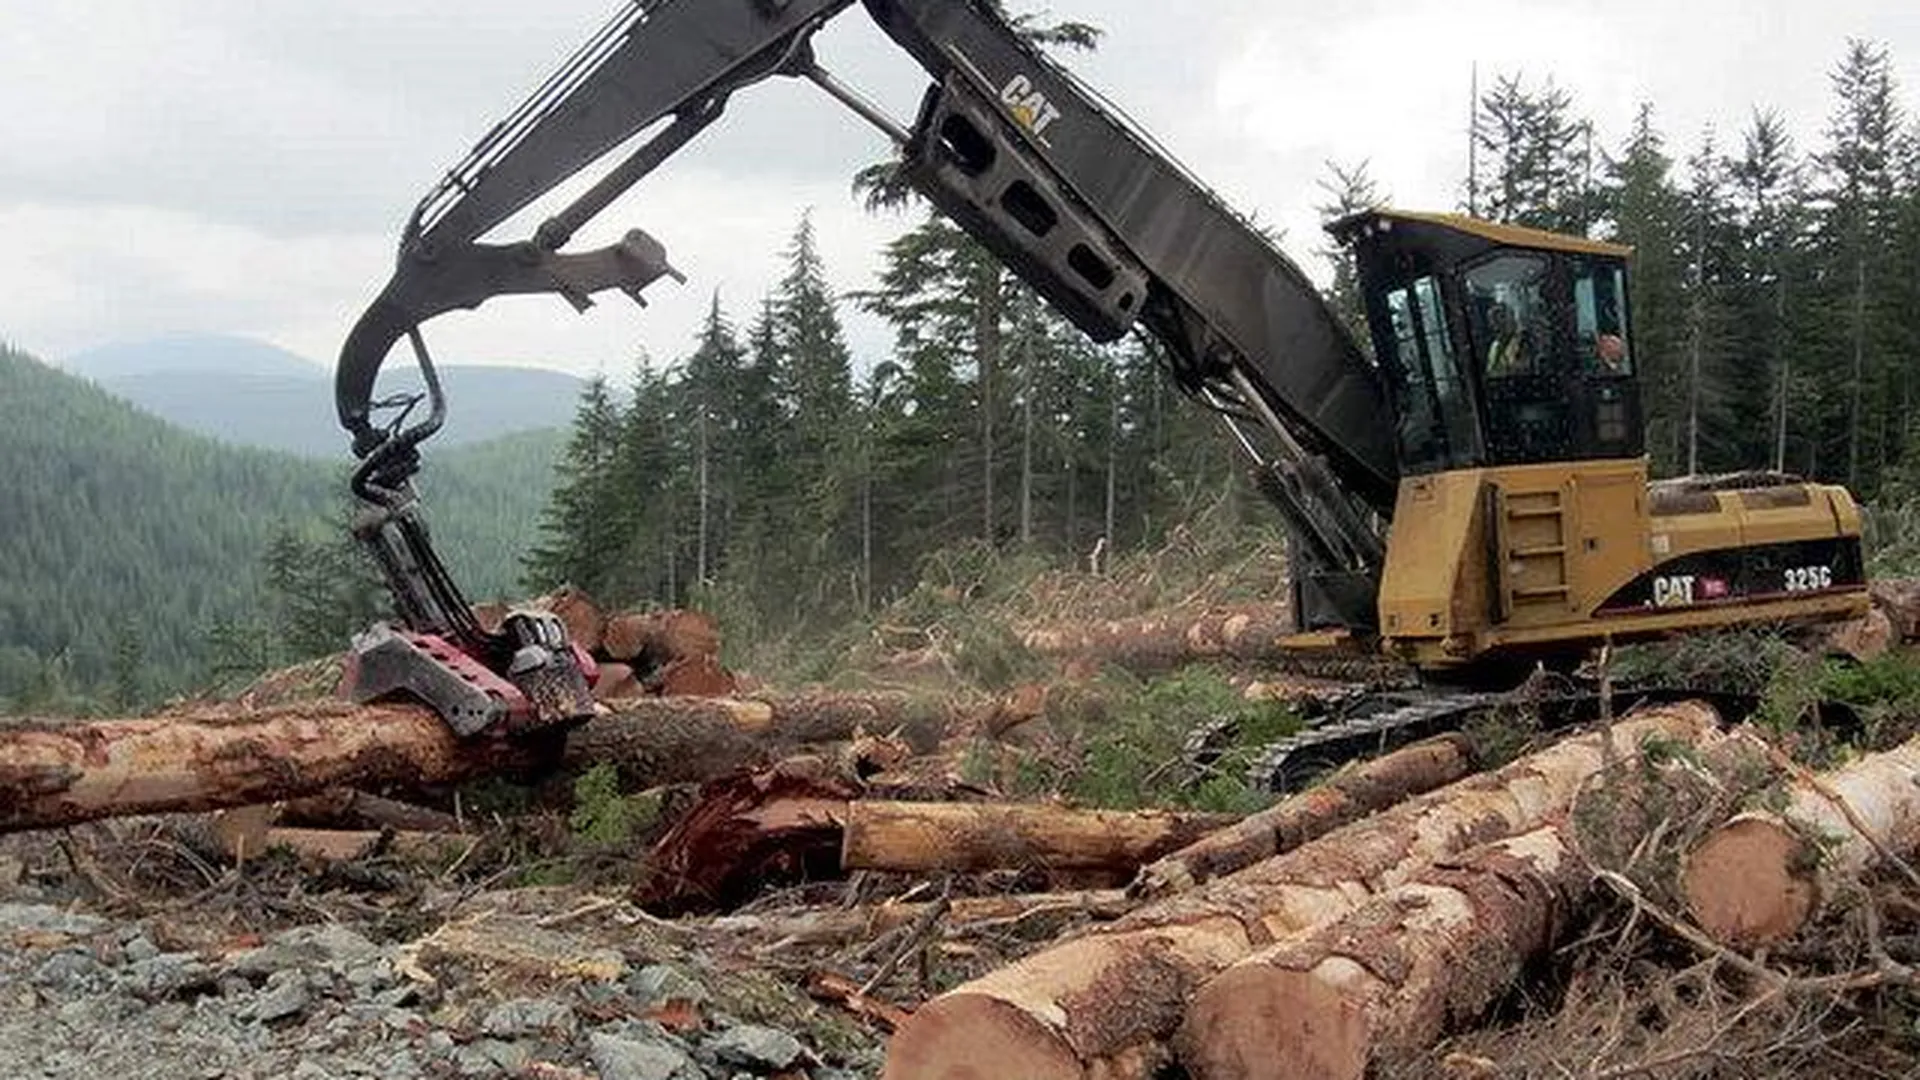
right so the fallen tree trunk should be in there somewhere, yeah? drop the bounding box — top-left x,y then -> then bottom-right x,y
1683,733 -> 1920,948
1178,826 -> 1586,1080
225,826 -> 468,864
845,802 -> 1237,876
1131,735 -> 1476,899
0,692 -> 924,836
1017,605 -> 1393,678
706,890 -> 1133,947
276,789 -> 469,834
880,703 -> 1721,1080
635,769 -> 1232,915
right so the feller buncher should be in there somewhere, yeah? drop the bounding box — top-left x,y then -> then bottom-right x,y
331,0 -> 1870,776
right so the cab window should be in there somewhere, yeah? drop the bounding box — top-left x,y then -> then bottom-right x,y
1572,257 -> 1632,376
1465,254 -> 1552,379
1381,274 -> 1478,472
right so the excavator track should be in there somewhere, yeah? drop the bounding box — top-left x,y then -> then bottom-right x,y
1204,679 -> 1851,794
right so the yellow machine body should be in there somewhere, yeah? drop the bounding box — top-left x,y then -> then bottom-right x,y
1376,459 -> 1869,670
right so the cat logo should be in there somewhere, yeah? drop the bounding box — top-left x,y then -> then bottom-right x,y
1652,575 -> 1696,608
999,73 -> 1063,143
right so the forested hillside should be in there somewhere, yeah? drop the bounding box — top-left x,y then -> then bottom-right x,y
65,334 -> 585,457
0,344 -> 560,709
523,36 -> 1920,646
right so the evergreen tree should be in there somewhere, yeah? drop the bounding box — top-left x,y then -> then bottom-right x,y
1726,109 -> 1807,471
522,375 -> 624,595
1597,106 -> 1688,473
1811,39 -> 1909,492
1315,159 -> 1386,351
1472,74 -> 1596,231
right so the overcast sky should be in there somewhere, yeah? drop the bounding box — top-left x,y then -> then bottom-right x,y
2,0 -> 1916,382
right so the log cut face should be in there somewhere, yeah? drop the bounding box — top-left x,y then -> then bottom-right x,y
881,704 -> 1718,1080
1179,826 -> 1587,1080
1684,733 -> 1920,947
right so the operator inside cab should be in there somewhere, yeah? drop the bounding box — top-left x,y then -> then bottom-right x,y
1331,210 -> 1644,477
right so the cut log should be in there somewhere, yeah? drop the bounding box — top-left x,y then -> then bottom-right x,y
225,826 -> 468,864
651,655 -> 738,697
601,609 -> 723,665
1131,735 -> 1476,899
1178,826 -> 1586,1080
704,890 -> 1133,947
1683,733 -> 1920,948
844,802 -> 1237,876
633,769 -> 1221,914
1823,608 -> 1894,662
880,703 -> 1720,1080
1018,605 -> 1395,678
592,663 -> 643,702
276,789 -> 469,834
0,694 -> 893,836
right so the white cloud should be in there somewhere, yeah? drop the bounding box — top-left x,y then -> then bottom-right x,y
1,0 -> 1917,386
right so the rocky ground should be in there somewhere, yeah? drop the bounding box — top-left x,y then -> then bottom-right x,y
0,863 -> 887,1080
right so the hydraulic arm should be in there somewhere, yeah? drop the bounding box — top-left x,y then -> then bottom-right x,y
337,0 -> 1406,678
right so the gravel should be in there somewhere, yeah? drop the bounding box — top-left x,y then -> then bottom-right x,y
0,895 -> 882,1079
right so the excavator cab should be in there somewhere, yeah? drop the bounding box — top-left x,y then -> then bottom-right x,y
1331,210 -> 1865,671
1333,211 -> 1645,477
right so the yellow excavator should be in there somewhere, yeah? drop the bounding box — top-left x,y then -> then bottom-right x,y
329,0 -> 1868,761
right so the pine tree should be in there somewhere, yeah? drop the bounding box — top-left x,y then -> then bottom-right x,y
1726,109 -> 1807,471
1472,74 -> 1595,231
1597,106 -> 1688,473
1811,39 -> 1908,492
522,375 -> 624,594
1315,159 -> 1386,351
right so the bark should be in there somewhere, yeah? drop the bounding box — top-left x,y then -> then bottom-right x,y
843,803 -> 1237,876
1018,606 -> 1397,679
704,890 -> 1133,947
1178,826 -> 1588,1080
0,694 -> 901,835
222,826 -> 468,864
634,771 -> 1227,915
1131,735 -> 1477,899
806,970 -> 915,1032
1684,733 -> 1920,948
880,703 -> 1721,1080
276,789 -> 468,834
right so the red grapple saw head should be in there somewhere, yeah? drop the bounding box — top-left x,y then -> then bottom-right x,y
338,608 -> 598,738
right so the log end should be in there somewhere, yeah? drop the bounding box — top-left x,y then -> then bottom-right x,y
883,993 -> 1083,1080
1683,816 -> 1816,948
1180,961 -> 1369,1080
